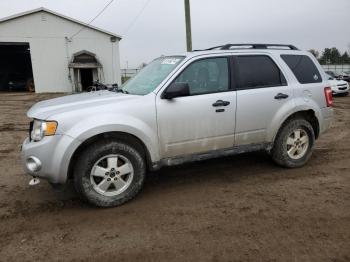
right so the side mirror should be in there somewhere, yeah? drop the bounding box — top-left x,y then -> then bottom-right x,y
162,82 -> 190,99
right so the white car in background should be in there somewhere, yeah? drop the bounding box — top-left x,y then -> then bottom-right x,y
326,73 -> 349,96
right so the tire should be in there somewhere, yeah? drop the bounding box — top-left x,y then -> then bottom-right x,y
73,139 -> 146,207
271,118 -> 315,168
86,86 -> 94,92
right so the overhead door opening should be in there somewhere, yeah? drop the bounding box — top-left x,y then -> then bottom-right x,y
0,43 -> 34,92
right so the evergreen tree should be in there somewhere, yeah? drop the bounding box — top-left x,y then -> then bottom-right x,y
330,47 -> 342,64
341,52 -> 350,64
319,47 -> 342,64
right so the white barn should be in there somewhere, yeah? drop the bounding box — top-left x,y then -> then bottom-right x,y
0,7 -> 122,93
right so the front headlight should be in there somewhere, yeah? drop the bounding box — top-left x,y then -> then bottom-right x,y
31,119 -> 58,142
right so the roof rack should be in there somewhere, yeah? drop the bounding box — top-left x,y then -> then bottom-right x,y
194,43 -> 299,51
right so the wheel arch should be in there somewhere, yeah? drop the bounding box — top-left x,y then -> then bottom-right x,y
67,131 -> 153,180
272,109 -> 320,145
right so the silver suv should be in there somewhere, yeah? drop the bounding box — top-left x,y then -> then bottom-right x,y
22,44 -> 334,207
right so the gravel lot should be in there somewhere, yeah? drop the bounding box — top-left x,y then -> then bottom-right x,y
0,92 -> 349,262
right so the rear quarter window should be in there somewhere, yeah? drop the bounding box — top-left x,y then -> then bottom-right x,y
281,55 -> 322,84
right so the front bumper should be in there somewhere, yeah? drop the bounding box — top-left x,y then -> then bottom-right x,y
332,90 -> 349,95
332,85 -> 349,95
21,134 -> 79,184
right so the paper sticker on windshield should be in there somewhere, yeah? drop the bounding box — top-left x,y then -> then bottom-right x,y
161,58 -> 180,65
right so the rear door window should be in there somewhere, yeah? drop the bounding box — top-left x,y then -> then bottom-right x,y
235,55 -> 287,89
281,55 -> 322,84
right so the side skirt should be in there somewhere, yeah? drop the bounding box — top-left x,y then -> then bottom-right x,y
151,143 -> 272,170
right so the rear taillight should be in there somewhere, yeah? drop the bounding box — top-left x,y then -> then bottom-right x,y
324,87 -> 333,107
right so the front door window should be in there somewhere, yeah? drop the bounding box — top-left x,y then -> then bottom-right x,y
174,57 -> 229,95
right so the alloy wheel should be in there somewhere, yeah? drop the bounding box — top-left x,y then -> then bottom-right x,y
90,154 -> 134,196
286,128 -> 309,160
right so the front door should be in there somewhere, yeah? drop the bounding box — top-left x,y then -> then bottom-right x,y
233,54 -> 294,145
156,56 -> 237,158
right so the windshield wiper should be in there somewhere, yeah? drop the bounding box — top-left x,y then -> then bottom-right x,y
117,88 -> 129,94
108,84 -> 129,94
110,86 -> 128,94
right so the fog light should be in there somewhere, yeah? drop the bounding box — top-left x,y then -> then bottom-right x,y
26,156 -> 42,173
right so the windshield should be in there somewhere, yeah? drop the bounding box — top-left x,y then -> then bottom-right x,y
121,56 -> 185,95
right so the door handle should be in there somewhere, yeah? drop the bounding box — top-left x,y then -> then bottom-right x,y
274,93 -> 289,100
212,100 -> 230,107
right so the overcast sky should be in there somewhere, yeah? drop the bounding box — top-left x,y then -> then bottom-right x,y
0,0 -> 349,68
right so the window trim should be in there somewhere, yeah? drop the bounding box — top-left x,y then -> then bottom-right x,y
232,54 -> 288,91
161,56 -> 234,98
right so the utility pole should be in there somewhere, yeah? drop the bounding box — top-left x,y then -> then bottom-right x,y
184,0 -> 192,52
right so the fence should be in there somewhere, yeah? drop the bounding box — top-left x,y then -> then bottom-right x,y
120,69 -> 141,83
121,68 -> 141,78
321,64 -> 350,74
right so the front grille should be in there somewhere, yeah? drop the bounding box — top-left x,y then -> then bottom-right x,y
29,121 -> 33,141
339,87 -> 347,90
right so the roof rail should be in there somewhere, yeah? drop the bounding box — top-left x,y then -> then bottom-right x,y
194,43 -> 299,51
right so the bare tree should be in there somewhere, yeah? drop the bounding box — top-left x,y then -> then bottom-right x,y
308,49 -> 319,59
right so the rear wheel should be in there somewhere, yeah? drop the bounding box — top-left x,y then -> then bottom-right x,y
74,140 -> 146,207
271,118 -> 315,168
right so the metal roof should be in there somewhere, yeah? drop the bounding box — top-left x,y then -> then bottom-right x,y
0,7 -> 122,40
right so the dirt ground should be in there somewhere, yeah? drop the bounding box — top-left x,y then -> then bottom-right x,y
0,92 -> 349,262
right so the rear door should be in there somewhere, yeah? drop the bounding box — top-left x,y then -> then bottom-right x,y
233,54 -> 294,145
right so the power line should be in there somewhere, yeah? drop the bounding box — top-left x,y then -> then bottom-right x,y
123,0 -> 152,36
70,0 -> 116,39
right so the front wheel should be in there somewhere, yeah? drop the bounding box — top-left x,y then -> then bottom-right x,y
271,118 -> 315,168
74,140 -> 146,207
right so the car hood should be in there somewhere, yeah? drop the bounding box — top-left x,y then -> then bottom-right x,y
27,91 -> 138,119
336,80 -> 348,85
